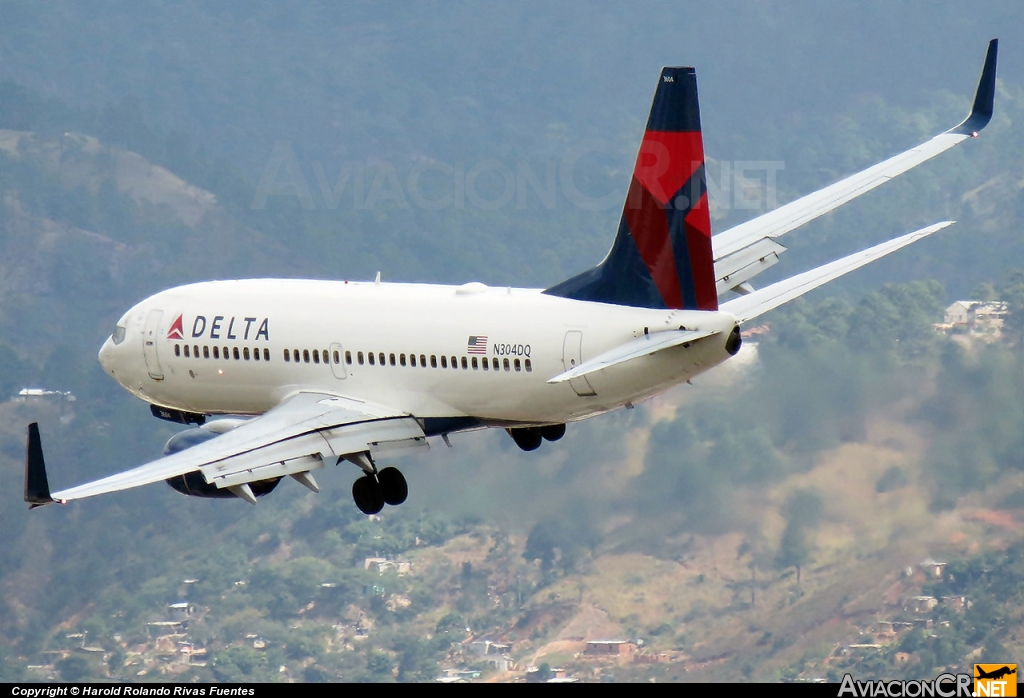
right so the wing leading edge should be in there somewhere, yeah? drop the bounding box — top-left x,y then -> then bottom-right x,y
713,39 -> 997,295
720,221 -> 953,324
26,392 -> 426,505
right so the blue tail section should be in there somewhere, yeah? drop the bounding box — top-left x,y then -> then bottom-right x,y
545,67 -> 717,310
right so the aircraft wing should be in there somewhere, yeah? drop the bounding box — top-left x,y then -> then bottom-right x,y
25,392 -> 426,506
720,221 -> 953,324
712,39 -> 997,296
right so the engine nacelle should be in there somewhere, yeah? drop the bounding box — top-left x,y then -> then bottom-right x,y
162,421 -> 280,499
165,470 -> 282,499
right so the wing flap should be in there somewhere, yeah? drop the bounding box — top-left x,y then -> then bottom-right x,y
715,237 -> 786,295
721,221 -> 953,324
198,416 -> 425,486
548,328 -> 720,384
210,454 -> 325,489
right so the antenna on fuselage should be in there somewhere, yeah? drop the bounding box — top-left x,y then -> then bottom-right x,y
374,271 -> 381,284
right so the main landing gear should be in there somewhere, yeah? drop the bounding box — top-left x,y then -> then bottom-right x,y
344,452 -> 408,515
507,424 -> 566,452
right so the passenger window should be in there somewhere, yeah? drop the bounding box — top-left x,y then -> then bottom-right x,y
389,353 -> 396,366
203,346 -> 209,359
431,355 -> 437,368
344,350 -> 351,365
472,357 -> 478,370
379,353 -> 385,365
493,358 -> 499,371
322,350 -> 329,364
255,347 -> 262,361
451,356 -> 457,369
441,356 -> 448,369
514,358 -> 521,372
224,347 -> 230,360
368,352 -> 376,366
400,353 -> 406,366
213,346 -> 220,360
184,345 -> 190,358
193,345 -> 199,358
303,349 -> 310,363
233,347 -> 240,360
312,350 -> 320,364
174,344 -> 181,357
243,347 -> 250,361
503,358 -> 510,371
284,350 -> 290,362
410,354 -> 417,367
358,351 -> 365,365
461,357 -> 468,370
482,356 -> 489,371
525,358 -> 532,372
420,354 -> 426,367
264,348 -> 270,361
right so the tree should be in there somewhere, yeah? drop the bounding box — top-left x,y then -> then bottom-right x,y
523,521 -> 557,571
55,655 -> 92,682
776,488 -> 823,585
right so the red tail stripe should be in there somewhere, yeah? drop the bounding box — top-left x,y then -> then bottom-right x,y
685,192 -> 717,310
632,131 -> 704,206
622,176 -> 684,309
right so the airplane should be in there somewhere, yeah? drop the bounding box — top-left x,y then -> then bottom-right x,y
975,666 -> 1016,681
25,40 -> 998,516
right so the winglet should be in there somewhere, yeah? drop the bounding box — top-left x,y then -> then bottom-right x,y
25,423 -> 55,508
951,39 -> 998,136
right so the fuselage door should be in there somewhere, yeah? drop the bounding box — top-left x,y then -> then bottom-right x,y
562,331 -> 597,397
143,309 -> 165,381
329,343 -> 348,380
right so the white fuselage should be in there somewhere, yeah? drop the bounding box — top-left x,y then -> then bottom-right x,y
98,279 -> 738,429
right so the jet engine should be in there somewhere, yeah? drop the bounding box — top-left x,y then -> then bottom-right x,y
162,419 -> 281,499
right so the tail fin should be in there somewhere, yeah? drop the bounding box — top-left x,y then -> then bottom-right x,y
545,67 -> 717,310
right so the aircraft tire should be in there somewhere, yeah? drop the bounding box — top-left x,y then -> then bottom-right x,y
377,467 -> 408,506
510,427 -> 543,451
540,424 -> 566,442
353,475 -> 385,515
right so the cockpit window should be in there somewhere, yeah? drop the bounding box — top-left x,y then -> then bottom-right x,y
111,325 -> 127,345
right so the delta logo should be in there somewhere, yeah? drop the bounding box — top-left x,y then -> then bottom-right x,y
167,314 -> 185,340
975,664 -> 1017,697
166,314 -> 270,342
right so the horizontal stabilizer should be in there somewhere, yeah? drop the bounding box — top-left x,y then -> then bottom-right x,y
548,328 -> 719,384
721,221 -> 953,323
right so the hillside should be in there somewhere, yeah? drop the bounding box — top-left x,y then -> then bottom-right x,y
1,4 -> 1024,683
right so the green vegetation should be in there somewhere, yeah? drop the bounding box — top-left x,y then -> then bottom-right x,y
0,3 -> 1022,682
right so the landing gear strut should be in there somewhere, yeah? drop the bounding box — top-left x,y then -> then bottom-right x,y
344,452 -> 409,515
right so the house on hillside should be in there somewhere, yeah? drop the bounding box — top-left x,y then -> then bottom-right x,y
584,639 -> 636,658
940,301 -> 1008,338
363,557 -> 412,575
905,596 -> 938,614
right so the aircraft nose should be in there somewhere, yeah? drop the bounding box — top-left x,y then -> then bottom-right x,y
98,337 -> 116,375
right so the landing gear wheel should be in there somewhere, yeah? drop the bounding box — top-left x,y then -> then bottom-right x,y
509,427 -> 543,452
352,475 -> 384,515
540,424 -> 566,442
377,467 -> 408,506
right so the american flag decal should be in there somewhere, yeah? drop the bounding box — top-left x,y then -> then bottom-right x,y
467,336 -> 488,354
